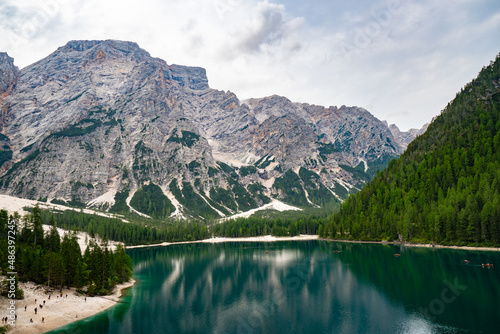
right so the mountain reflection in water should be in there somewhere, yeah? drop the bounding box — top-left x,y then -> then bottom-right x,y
49,241 -> 500,334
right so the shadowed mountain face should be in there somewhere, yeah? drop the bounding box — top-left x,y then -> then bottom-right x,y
0,40 -> 420,219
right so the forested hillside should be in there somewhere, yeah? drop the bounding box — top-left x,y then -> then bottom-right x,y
320,54 -> 500,246
0,207 -> 133,297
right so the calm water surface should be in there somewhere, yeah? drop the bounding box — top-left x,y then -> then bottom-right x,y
48,240 -> 500,333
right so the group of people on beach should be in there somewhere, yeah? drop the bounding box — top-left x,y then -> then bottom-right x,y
25,294 -> 61,325
1,289 -> 92,329
28,297 -> 46,323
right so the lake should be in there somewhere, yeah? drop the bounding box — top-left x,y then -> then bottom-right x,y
48,240 -> 500,333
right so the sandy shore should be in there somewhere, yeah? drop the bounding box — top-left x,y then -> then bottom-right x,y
125,234 -> 319,249
0,279 -> 134,334
201,235 -> 319,243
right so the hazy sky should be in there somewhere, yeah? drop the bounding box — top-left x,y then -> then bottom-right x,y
1,0 -> 499,131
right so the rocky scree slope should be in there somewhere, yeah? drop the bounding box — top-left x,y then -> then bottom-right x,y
0,40 -> 420,219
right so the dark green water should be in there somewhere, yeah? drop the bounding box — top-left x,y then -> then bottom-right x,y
48,241 -> 500,334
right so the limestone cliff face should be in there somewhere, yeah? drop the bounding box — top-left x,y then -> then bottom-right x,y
0,40 -> 419,218
0,53 -> 18,93
0,52 -> 19,133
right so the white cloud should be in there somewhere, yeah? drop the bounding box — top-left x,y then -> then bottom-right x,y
238,1 -> 287,53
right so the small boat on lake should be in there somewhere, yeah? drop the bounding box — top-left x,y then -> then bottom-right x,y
464,260 -> 470,263
482,263 -> 494,268
394,254 -> 401,257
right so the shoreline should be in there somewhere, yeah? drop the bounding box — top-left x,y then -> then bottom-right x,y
125,234 -> 500,252
319,238 -> 500,252
125,234 -> 320,249
399,242 -> 500,252
1,279 -> 135,334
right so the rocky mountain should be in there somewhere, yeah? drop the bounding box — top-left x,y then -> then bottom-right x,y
0,52 -> 19,133
0,40 -> 421,219
0,52 -> 19,93
388,122 -> 428,149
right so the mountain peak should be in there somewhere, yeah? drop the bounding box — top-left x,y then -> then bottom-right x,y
62,40 -> 104,52
62,40 -> 140,53
55,39 -> 152,63
388,123 -> 429,149
55,40 -> 210,90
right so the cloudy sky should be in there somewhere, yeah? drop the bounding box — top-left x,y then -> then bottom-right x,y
1,0 -> 499,131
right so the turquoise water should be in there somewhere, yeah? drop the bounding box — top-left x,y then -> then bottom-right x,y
48,241 -> 500,333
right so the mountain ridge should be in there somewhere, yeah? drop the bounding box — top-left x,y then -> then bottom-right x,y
0,40 -> 424,219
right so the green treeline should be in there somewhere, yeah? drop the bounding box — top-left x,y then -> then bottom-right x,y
211,215 -> 322,238
320,54 -> 500,247
0,207 -> 133,297
27,206 -> 325,247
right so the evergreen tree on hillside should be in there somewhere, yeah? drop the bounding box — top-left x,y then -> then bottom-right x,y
45,218 -> 61,253
321,53 -> 500,246
61,232 -> 82,287
0,210 -> 8,274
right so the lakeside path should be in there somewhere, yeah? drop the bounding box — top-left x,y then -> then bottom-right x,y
1,279 -> 134,334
